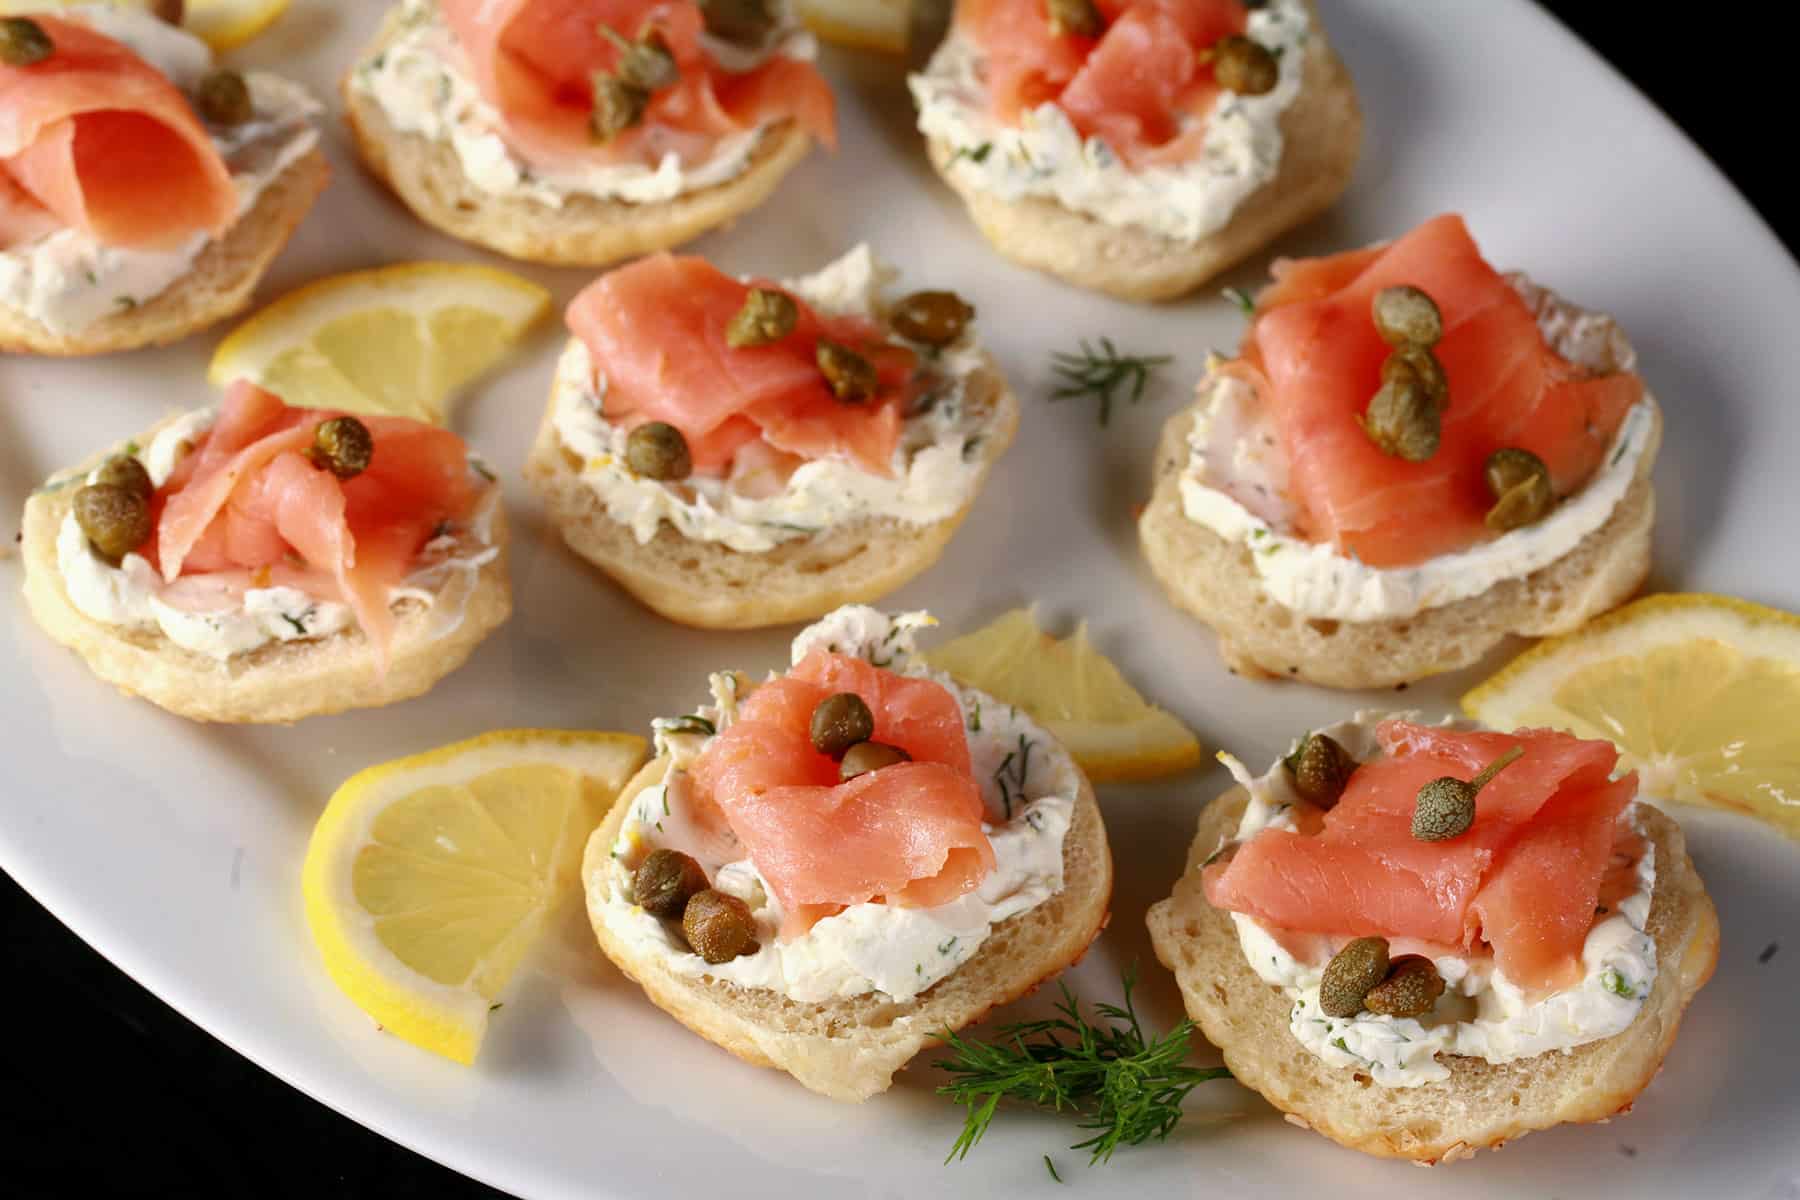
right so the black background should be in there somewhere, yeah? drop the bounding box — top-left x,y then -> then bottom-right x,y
2,6 -> 1790,1198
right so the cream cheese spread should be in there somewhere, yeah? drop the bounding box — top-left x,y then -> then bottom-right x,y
1177,275 -> 1655,621
352,0 -> 814,208
587,606 -> 1081,1004
1217,714 -> 1658,1088
0,7 -> 321,334
50,410 -> 500,662
550,245 -> 1005,553
908,0 -> 1309,243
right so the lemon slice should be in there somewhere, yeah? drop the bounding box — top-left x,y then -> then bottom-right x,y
209,263 -> 551,426
302,730 -> 647,1064
1463,593 -> 1800,836
0,0 -> 290,52
924,608 -> 1203,782
794,0 -> 912,52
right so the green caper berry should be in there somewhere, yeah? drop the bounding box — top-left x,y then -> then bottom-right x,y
1412,745 -> 1523,842
307,417 -> 374,480
1283,732 -> 1358,810
1382,345 -> 1449,411
624,421 -> 691,480
1045,0 -> 1102,38
73,483 -> 153,564
1211,35 -> 1279,96
682,889 -> 759,964
1319,936 -> 1390,1018
0,17 -> 53,67
601,25 -> 679,91
1484,447 -> 1555,532
1360,371 -> 1441,461
195,70 -> 254,126
698,0 -> 775,45
590,73 -> 649,142
816,339 -> 878,404
725,288 -> 798,349
1371,285 -> 1443,349
633,848 -> 709,919
1362,956 -> 1446,1018
890,291 -> 975,347
93,455 -> 153,500
810,693 -> 875,760
839,740 -> 912,781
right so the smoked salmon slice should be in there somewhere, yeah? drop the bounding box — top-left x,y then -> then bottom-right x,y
956,0 -> 1246,166
0,16 -> 234,249
438,0 -> 835,170
1240,215 -> 1644,567
689,651 -> 994,930
566,253 -> 914,477
148,382 -> 484,668
1204,722 -> 1640,993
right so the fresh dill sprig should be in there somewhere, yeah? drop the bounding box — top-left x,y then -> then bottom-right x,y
936,966 -> 1231,1166
1048,338 -> 1172,427
1221,286 -> 1256,318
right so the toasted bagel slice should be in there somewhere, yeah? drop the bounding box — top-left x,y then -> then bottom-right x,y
921,1 -> 1361,303
19,418 -> 510,724
583,753 -> 1113,1101
342,6 -> 817,267
1147,787 -> 1719,1164
0,148 -> 329,357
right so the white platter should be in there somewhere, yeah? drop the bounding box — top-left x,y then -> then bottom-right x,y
4,1 -> 1799,1196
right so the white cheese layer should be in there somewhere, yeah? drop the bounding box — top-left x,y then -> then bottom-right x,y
908,0 -> 1309,243
51,410 -> 500,662
1218,714 -> 1658,1089
587,607 -> 1080,1004
550,246 -> 1004,553
1177,275 -> 1654,621
351,0 -> 813,208
0,7 -> 321,334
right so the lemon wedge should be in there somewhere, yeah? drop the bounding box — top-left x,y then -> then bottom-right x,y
208,263 -> 551,426
1463,593 -> 1800,837
795,0 -> 912,52
924,608 -> 1203,782
302,730 -> 647,1064
0,0 -> 290,52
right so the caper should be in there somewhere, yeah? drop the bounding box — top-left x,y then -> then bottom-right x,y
1319,936 -> 1390,1018
1360,370 -> 1441,462
73,483 -> 152,564
1484,447 -> 1555,532
810,692 -> 875,760
633,848 -> 708,919
1211,35 -> 1278,96
1283,732 -> 1357,810
839,740 -> 911,781
1382,345 -> 1449,411
93,455 -> 153,500
307,416 -> 374,480
816,339 -> 878,404
0,17 -> 53,67
590,73 -> 649,142
601,25 -> 679,91
682,888 -> 759,964
890,290 -> 975,347
1412,744 -> 1524,842
624,421 -> 691,480
194,70 -> 253,126
698,0 -> 775,45
725,287 -> 798,349
1362,955 -> 1445,1018
1371,285 -> 1443,349
1045,0 -> 1102,38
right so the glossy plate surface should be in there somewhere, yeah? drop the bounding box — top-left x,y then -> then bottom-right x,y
3,2 -> 1797,1196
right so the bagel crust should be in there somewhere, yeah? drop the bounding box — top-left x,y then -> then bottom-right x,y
343,6 -> 817,267
584,754 -> 1114,1101
19,423 -> 511,724
1147,787 -> 1720,1163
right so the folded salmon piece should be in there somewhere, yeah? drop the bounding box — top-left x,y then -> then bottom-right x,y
0,15 -> 234,249
439,0 -> 835,170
